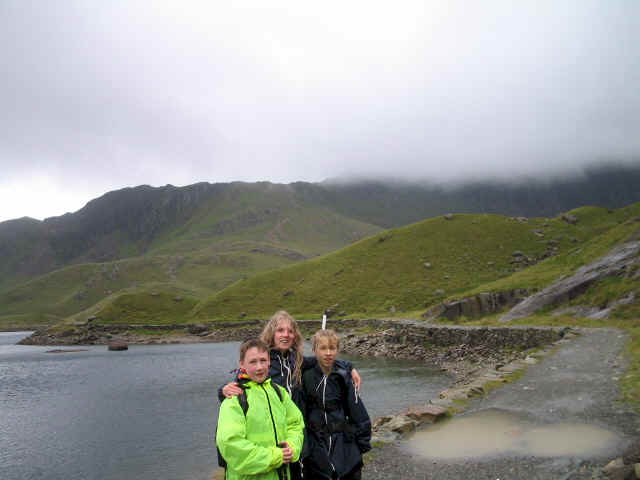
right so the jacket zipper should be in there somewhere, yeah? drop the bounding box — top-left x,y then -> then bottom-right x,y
261,383 -> 280,445
316,374 -> 336,475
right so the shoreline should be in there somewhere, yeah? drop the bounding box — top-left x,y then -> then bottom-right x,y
15,321 -> 568,386
10,327 -> 637,478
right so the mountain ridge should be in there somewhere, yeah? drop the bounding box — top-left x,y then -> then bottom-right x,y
2,163 -> 640,330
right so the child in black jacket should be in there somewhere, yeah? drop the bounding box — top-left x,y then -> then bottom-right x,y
302,329 -> 371,480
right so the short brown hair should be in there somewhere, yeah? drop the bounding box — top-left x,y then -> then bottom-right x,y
239,338 -> 269,361
312,329 -> 340,351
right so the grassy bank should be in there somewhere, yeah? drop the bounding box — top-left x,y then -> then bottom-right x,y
195,205 -> 640,321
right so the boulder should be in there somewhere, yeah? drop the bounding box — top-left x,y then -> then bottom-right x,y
188,323 -> 208,335
371,430 -> 399,444
108,341 -> 128,351
402,405 -> 447,424
372,416 -> 393,430
324,304 -> 340,318
602,457 -> 625,475
385,415 -> 416,434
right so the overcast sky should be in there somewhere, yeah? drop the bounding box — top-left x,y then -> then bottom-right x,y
1,1 -> 639,222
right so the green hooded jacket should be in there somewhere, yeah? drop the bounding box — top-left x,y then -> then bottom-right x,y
216,378 -> 304,480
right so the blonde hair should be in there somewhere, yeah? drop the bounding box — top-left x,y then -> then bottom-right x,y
260,310 -> 304,386
312,329 -> 340,351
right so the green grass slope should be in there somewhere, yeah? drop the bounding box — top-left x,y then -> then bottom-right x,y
427,203 -> 640,410
0,247 -> 305,330
457,204 -> 640,299
195,205 -> 639,321
0,189 -> 382,331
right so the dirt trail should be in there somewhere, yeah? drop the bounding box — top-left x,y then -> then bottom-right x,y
364,328 -> 640,480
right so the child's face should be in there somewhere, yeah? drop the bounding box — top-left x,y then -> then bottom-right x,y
314,338 -> 338,371
273,319 -> 295,353
239,347 -> 270,383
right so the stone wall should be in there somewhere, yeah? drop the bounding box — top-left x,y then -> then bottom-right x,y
18,317 -> 567,348
384,324 -> 567,349
340,323 -> 569,371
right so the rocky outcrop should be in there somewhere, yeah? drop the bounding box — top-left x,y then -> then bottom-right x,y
500,240 -> 640,322
553,291 -> 637,320
424,289 -> 529,321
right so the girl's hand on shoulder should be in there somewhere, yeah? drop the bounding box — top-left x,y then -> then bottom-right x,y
351,368 -> 362,391
222,382 -> 243,398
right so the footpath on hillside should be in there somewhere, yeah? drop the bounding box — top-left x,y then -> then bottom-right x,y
364,328 -> 640,480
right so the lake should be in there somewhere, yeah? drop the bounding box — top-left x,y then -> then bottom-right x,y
0,331 -> 450,480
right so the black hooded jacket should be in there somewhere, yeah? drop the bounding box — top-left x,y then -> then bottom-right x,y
301,363 -> 371,479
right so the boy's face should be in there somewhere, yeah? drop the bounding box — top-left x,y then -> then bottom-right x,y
239,347 -> 270,383
314,338 -> 338,371
273,319 -> 294,353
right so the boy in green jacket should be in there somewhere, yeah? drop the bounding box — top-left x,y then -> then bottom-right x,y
216,338 -> 304,480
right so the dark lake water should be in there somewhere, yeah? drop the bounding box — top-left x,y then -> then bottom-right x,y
0,332 -> 450,480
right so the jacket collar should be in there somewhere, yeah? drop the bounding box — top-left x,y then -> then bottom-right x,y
244,377 -> 272,389
314,362 -> 348,378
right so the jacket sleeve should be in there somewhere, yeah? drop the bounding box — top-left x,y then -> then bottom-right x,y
335,358 -> 353,372
344,376 -> 371,454
216,397 -> 283,475
282,389 -> 305,462
301,355 -> 317,372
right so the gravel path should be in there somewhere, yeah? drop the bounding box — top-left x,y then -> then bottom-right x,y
363,328 -> 640,480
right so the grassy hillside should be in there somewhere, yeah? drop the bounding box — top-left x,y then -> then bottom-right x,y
0,188 -> 381,331
5,163 -> 640,293
194,205 -> 639,321
0,247 -> 312,331
427,204 -> 640,409
457,204 -> 640,298
190,202 -> 640,408
0,182 -> 382,294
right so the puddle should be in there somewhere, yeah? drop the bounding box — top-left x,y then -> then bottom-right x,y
404,409 -> 621,459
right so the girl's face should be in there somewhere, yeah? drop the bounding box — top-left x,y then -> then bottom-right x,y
314,338 -> 338,372
273,319 -> 295,353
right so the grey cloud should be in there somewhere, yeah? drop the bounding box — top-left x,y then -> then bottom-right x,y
1,0 -> 639,221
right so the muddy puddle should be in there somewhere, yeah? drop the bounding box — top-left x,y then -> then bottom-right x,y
404,409 -> 621,459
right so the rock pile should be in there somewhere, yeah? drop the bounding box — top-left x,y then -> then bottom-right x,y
341,329 -> 535,382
